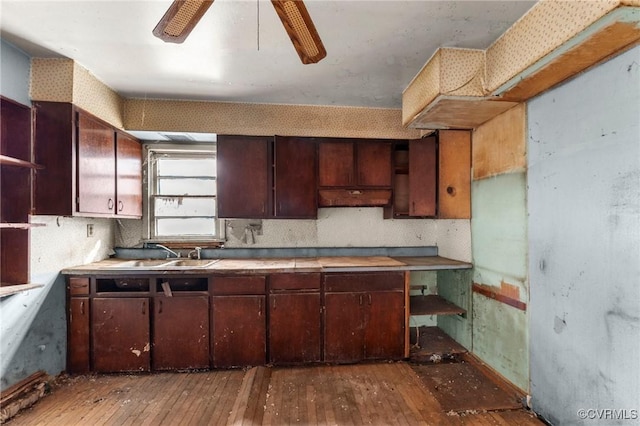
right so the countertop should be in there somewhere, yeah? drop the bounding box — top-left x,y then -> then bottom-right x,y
62,255 -> 472,275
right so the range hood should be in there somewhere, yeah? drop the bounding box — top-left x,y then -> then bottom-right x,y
318,189 -> 392,208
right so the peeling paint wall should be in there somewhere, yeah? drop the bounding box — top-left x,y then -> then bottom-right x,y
470,105 -> 529,391
528,45 -> 640,425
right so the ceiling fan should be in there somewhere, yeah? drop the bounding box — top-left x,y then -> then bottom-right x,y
153,0 -> 326,64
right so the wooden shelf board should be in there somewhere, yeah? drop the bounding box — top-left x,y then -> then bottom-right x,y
0,155 -> 43,169
410,294 -> 466,315
0,284 -> 44,297
0,223 -> 46,229
409,326 -> 467,361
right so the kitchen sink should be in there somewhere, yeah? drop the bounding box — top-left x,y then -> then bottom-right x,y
165,259 -> 219,268
105,258 -> 219,269
106,259 -> 175,268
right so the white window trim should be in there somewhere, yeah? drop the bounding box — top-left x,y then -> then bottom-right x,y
142,143 -> 225,243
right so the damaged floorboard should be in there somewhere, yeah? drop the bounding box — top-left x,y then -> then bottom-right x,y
7,362 -> 543,425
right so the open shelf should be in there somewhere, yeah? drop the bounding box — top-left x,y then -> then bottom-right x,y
0,223 -> 46,229
0,155 -> 43,169
410,294 -> 466,316
0,283 -> 44,298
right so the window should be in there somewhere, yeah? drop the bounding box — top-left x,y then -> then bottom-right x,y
144,144 -> 223,242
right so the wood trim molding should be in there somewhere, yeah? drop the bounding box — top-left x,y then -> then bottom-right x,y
472,282 -> 527,311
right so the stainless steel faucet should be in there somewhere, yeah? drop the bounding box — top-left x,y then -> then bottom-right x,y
155,244 -> 180,258
189,247 -> 202,260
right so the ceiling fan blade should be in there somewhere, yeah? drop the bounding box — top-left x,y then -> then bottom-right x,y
153,0 -> 214,43
271,0 -> 326,64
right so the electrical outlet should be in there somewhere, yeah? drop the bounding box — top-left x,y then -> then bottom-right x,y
87,224 -> 94,237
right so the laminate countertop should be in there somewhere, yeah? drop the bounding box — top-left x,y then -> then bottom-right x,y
62,256 -> 472,276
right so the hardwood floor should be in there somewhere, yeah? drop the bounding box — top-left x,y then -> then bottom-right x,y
7,362 -> 543,425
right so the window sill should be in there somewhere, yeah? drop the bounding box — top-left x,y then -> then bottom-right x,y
143,240 -> 225,249
0,283 -> 44,298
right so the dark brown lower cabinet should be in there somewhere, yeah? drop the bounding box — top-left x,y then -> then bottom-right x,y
92,297 -> 150,373
269,273 -> 322,365
211,275 -> 267,368
324,292 -> 363,363
68,297 -> 90,373
324,272 -> 405,363
211,295 -> 266,368
269,292 -> 321,364
153,296 -> 210,370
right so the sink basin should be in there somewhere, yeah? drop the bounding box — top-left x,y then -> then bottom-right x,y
165,259 -> 219,268
107,259 -> 174,268
105,259 -> 219,269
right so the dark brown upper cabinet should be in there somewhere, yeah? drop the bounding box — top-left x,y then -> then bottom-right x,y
77,113 -> 116,215
115,132 -> 143,217
318,139 -> 392,188
217,135 -> 317,219
318,139 -> 393,207
274,136 -> 317,218
386,136 -> 437,218
32,102 -> 142,218
217,135 -> 272,218
409,136 -> 437,217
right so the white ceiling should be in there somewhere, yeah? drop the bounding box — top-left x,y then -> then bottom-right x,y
0,0 -> 536,109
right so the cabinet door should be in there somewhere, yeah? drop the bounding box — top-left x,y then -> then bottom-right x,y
364,291 -> 405,360
116,133 -> 142,217
212,295 -> 266,368
274,136 -> 317,218
68,297 -> 90,374
153,296 -> 210,370
357,141 -> 392,187
269,293 -> 321,364
217,135 -> 271,218
92,298 -> 150,372
324,292 -> 364,363
77,112 -> 116,214
438,130 -> 471,219
318,141 -> 354,187
33,102 -> 75,216
409,136 -> 437,216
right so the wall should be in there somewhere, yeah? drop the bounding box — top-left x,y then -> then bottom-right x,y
0,40 -> 116,390
0,40 -> 31,106
117,208 -> 471,262
528,46 -> 640,425
470,104 -> 529,391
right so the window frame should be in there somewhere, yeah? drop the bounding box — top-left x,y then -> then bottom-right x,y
142,143 -> 225,244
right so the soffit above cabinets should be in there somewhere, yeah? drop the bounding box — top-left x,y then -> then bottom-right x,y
403,2 -> 640,130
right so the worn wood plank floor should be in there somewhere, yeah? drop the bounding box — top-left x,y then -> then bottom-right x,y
7,362 -> 543,425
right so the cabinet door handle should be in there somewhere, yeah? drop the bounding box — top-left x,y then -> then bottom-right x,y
80,300 -> 85,315
141,300 -> 146,315
359,294 -> 363,305
368,294 -> 372,305
272,298 -> 276,310
108,198 -> 114,210
118,200 -> 124,211
158,300 -> 162,314
258,299 -> 262,316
